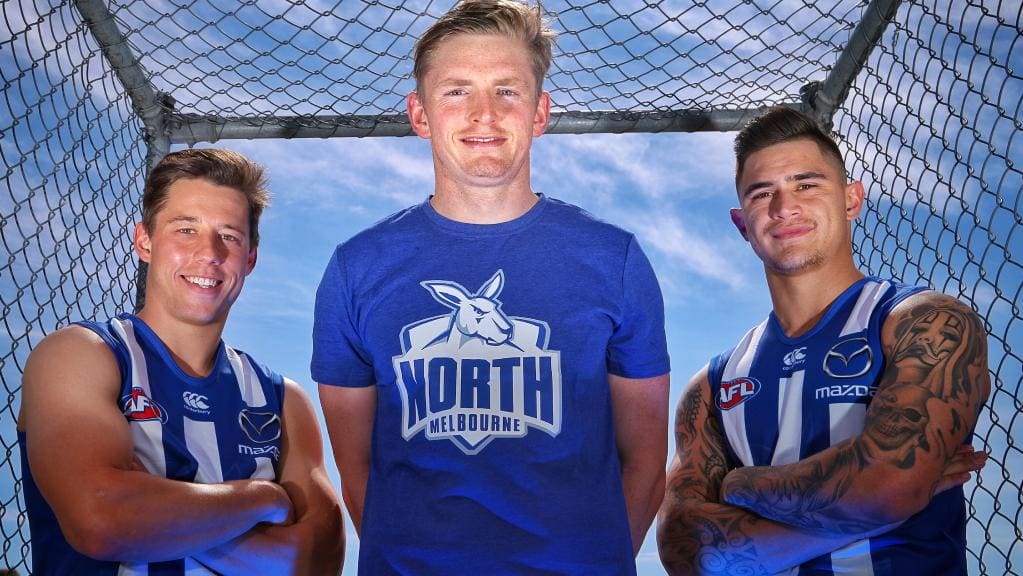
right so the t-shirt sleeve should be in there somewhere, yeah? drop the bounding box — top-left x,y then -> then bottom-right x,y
606,235 -> 670,379
310,247 -> 376,387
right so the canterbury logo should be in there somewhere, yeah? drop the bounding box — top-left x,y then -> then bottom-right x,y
182,391 -> 210,412
823,337 -> 873,378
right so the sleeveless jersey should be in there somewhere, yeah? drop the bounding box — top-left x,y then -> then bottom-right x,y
20,313 -> 285,575
708,277 -> 969,575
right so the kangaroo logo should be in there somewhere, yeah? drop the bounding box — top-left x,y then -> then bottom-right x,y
392,270 -> 563,455
421,270 -> 515,348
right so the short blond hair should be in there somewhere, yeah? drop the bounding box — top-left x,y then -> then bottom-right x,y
413,0 -> 556,95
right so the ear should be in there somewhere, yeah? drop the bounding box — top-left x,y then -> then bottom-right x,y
133,222 -> 153,262
532,91 -> 551,137
421,281 -> 469,310
477,270 -> 505,299
845,180 -> 865,221
407,91 -> 431,139
729,208 -> 749,241
245,247 -> 258,275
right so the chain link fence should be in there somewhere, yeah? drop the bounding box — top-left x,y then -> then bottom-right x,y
1,0 -> 1019,573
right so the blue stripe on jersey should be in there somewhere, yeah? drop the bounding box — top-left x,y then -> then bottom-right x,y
709,277 -> 967,575
19,314 -> 285,575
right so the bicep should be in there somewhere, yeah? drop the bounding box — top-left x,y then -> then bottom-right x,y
277,379 -> 337,517
609,372 -> 669,462
317,384 -> 375,469
667,367 -> 730,502
22,328 -> 134,516
862,293 -> 991,477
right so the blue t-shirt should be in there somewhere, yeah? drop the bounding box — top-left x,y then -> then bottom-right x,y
20,314 -> 284,575
312,195 -> 670,575
708,277 -> 968,575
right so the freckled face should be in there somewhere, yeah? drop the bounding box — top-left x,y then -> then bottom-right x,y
407,33 -> 550,191
134,178 -> 256,329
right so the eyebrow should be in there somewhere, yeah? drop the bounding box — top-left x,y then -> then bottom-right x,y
165,215 -> 245,234
742,171 -> 828,197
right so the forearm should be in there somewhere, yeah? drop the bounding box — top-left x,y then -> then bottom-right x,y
68,472 -> 289,562
657,497 -> 889,576
192,506 -> 344,576
621,460 -> 665,555
720,438 -> 905,534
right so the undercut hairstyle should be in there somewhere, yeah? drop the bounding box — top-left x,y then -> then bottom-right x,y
142,148 -> 270,247
734,107 -> 847,189
412,0 -> 556,95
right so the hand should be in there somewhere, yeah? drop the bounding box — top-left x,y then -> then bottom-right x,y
935,445 -> 987,495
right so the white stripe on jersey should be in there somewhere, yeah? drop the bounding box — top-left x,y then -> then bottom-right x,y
840,280 -> 889,336
720,319 -> 768,467
830,538 -> 876,574
117,562 -> 146,576
227,347 -> 266,407
184,418 -> 224,483
772,370 -> 804,466
226,347 -> 276,479
112,318 -> 167,477
829,403 -> 867,446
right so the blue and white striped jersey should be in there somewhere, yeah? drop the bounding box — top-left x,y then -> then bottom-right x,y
20,313 -> 285,575
708,277 -> 969,576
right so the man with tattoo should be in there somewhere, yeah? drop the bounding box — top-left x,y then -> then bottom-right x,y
657,107 -> 990,575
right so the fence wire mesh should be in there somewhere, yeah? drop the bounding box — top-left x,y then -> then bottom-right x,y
836,1 -> 1022,573
1,0 -> 1019,574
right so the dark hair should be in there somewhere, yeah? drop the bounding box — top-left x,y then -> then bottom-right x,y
412,0 -> 556,95
734,107 -> 846,188
142,148 -> 270,246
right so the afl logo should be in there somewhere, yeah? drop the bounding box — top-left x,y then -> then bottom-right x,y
121,388 -> 167,423
823,337 -> 873,379
718,377 -> 761,411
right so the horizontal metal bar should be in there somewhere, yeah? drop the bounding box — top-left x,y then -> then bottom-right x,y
169,105 -> 804,144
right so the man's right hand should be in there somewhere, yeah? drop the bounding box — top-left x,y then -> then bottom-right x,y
935,445 -> 987,495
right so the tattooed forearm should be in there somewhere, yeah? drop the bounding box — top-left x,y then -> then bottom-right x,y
661,380 -> 772,575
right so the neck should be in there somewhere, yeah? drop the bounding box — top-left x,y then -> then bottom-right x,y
765,261 -> 865,338
431,178 -> 538,224
136,309 -> 225,378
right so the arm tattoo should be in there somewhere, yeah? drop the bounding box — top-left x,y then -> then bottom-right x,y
661,386 -> 771,575
721,298 -> 989,534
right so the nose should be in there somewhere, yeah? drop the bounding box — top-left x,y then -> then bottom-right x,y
196,232 -> 227,264
470,93 -> 497,124
768,188 -> 801,219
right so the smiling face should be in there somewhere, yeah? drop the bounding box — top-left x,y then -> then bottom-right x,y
730,138 -> 864,277
407,33 -> 550,194
134,177 -> 256,331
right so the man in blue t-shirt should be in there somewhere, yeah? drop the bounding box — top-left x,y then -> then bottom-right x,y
19,149 -> 343,574
312,1 -> 670,573
657,107 -> 991,575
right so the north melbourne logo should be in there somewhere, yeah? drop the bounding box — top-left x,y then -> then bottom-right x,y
392,270 -> 563,455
